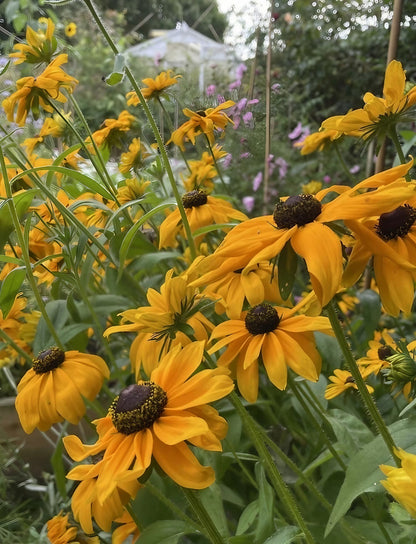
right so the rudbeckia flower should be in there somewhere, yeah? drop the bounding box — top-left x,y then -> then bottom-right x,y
168,101 -> 235,150
208,302 -> 333,402
116,177 -> 151,204
67,462 -> 141,535
15,347 -> 110,433
2,54 -> 78,126
86,110 -> 135,150
63,342 -> 234,501
343,196 -> 416,316
380,448 -> 416,518
65,22 -> 77,38
158,189 -> 247,248
190,259 -> 289,319
104,269 -> 213,377
126,70 -> 181,104
46,511 -> 99,544
324,368 -> 374,400
325,60 -> 416,142
295,123 -> 342,155
118,137 -> 151,174
357,330 -> 398,376
9,18 -> 56,65
182,144 -> 228,193
191,161 -> 416,307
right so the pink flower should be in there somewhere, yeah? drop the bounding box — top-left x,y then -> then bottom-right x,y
206,84 -> 216,96
229,80 -> 241,91
243,111 -> 253,126
242,196 -> 255,212
252,171 -> 263,191
236,63 -> 247,80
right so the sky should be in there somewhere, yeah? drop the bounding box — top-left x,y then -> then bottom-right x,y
217,0 -> 270,58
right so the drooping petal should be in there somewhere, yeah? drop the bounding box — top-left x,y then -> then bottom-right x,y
291,222 -> 343,306
236,357 -> 259,403
261,332 -> 288,390
153,413 -> 209,445
152,437 -> 215,489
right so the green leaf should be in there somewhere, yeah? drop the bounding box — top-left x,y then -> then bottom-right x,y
255,463 -> 275,544
104,54 -> 125,85
278,241 -> 297,300
0,267 -> 26,317
135,520 -> 195,544
236,501 -> 258,535
33,300 -> 70,353
51,438 -> 67,499
357,289 -> 381,340
118,200 -> 176,278
326,409 -> 374,457
325,416 -> 416,537
0,60 -> 11,76
263,526 -> 301,543
0,190 -> 37,252
199,484 -> 229,538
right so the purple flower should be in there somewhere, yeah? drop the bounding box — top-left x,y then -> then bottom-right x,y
229,79 -> 241,91
206,84 -> 216,96
242,196 -> 255,212
248,99 -> 259,106
235,63 -> 247,81
253,171 -> 263,191
243,111 -> 253,126
217,95 -> 226,104
288,122 -> 304,140
271,83 -> 281,93
274,157 -> 288,179
350,165 -> 360,174
240,152 -> 251,159
222,153 -> 232,168
323,175 -> 331,184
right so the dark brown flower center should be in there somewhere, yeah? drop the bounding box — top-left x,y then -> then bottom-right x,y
273,194 -> 322,229
33,347 -> 65,374
182,190 -> 208,208
109,382 -> 168,435
375,205 -> 416,241
245,304 -> 280,335
378,345 -> 394,360
345,376 -> 355,384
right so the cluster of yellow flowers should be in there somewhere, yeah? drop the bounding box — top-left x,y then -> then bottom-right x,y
3,15 -> 416,543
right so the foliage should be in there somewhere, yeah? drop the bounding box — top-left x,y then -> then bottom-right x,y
2,2 -> 416,544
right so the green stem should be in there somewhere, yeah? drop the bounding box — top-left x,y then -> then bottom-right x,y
157,97 -> 191,173
388,126 -> 408,171
145,482 -> 201,531
125,503 -> 143,532
229,391 -> 316,544
325,300 -> 399,465
181,488 -> 226,544
0,149 -> 63,349
204,135 -> 229,195
333,141 -> 356,184
81,0 -> 197,261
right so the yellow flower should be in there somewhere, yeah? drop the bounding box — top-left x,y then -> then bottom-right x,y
301,180 -> 322,195
112,511 -> 140,544
46,512 -> 78,544
9,18 -> 56,65
168,101 -> 235,150
21,115 -> 65,154
209,301 -> 333,402
329,60 -> 416,141
357,330 -> 397,376
380,448 -> 416,518
190,258 -> 290,319
63,341 -> 234,500
343,195 -> 416,316
126,70 -> 181,104
86,110 -> 135,150
182,145 -> 227,193
158,190 -> 247,248
15,347 -> 110,433
65,22 -> 77,38
191,160 -> 416,308
67,463 -> 140,534
324,368 -> 374,400
119,137 -> 151,174
2,54 -> 78,125
295,123 -> 342,155
104,269 -> 213,377
46,511 -> 99,544
116,177 -> 151,204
